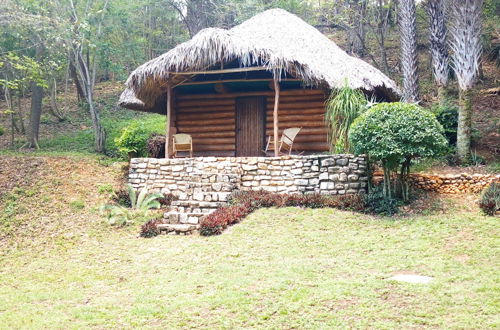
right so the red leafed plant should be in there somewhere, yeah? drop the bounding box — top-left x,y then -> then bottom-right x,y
200,190 -> 366,236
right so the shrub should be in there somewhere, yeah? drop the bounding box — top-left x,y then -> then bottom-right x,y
140,219 -> 162,238
0,126 -> 4,136
364,186 -> 400,216
114,122 -> 150,158
199,204 -> 252,236
102,185 -> 164,226
350,102 -> 448,202
147,134 -> 166,158
113,187 -> 131,207
200,191 -> 368,236
157,193 -> 176,208
433,103 -> 458,145
479,183 -> 500,216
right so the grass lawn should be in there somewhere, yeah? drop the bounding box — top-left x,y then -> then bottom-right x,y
1,206 -> 498,328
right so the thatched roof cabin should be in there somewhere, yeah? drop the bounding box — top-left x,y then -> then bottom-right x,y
120,9 -> 400,157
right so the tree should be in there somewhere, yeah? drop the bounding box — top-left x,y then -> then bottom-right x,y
349,103 -> 447,202
426,0 -> 449,105
57,0 -> 111,153
449,0 -> 484,162
398,0 -> 420,102
367,0 -> 395,74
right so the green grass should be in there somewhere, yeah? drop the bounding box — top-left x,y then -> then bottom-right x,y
0,207 -> 498,328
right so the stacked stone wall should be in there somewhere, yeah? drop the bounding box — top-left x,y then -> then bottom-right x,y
129,154 -> 368,197
373,171 -> 500,193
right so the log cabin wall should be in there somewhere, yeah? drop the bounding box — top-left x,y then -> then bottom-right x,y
174,89 -> 329,156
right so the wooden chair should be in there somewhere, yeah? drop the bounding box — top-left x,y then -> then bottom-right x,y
264,127 -> 302,155
172,134 -> 193,158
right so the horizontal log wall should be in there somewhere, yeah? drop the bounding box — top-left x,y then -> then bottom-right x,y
174,89 -> 329,156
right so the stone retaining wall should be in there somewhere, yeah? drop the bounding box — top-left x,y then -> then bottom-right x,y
373,171 -> 500,193
409,172 -> 500,193
129,154 -> 368,197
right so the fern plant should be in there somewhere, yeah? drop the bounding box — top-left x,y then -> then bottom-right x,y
101,185 -> 164,226
325,84 -> 370,153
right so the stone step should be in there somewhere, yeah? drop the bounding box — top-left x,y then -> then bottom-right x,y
157,223 -> 199,235
163,211 -> 213,225
171,200 -> 223,208
168,206 -> 216,214
175,191 -> 232,202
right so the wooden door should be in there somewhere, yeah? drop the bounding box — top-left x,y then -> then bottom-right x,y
236,96 -> 266,156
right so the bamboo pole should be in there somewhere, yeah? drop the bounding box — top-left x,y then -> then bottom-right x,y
273,78 -> 280,157
165,83 -> 172,158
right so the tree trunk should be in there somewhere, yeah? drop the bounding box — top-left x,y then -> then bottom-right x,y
16,94 -> 25,134
26,81 -> 43,149
69,60 -> 85,101
398,0 -> 420,102
48,79 -> 65,121
457,88 -> 473,162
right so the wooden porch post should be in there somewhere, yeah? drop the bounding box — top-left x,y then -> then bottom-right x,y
273,78 -> 280,157
165,83 -> 172,158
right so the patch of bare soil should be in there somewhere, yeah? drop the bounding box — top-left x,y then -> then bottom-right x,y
399,191 -> 481,216
0,155 -> 127,253
472,90 -> 500,161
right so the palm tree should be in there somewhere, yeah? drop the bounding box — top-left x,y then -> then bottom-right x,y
449,0 -> 483,162
398,0 -> 420,103
426,0 -> 449,104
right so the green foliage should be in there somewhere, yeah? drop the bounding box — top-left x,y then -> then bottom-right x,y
325,85 -> 369,153
0,126 -> 4,136
432,102 -> 459,146
350,102 -> 448,167
97,183 -> 114,194
350,102 -> 448,202
114,119 -> 164,157
364,186 -> 400,216
479,183 -> 500,216
101,185 -> 163,226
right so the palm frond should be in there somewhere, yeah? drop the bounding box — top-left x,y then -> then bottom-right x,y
128,185 -> 137,209
325,84 -> 368,153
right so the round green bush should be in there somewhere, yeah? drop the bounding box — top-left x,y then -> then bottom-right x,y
349,102 -> 448,167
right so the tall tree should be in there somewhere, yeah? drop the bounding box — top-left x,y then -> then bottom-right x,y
58,0 -> 110,153
426,0 -> 449,105
398,0 -> 420,102
449,0 -> 484,162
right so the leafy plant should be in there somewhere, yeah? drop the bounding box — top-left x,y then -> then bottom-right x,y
140,219 -> 162,238
350,102 -> 448,202
325,84 -> 369,153
432,102 -> 459,145
114,123 -> 150,158
479,183 -> 500,216
364,185 -> 400,216
0,126 -> 4,136
101,185 -> 164,226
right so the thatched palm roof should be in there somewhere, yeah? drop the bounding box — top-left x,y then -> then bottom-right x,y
119,8 -> 400,112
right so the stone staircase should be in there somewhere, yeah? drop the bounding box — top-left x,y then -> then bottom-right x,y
160,172 -> 240,234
